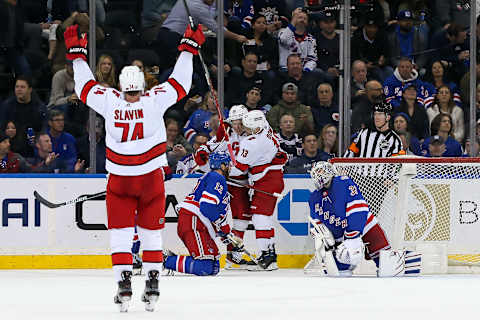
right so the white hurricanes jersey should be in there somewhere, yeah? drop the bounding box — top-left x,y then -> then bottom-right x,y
234,126 -> 285,182
72,52 -> 193,176
206,128 -> 248,183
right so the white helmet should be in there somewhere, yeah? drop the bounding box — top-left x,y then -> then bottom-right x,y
242,110 -> 266,133
227,105 -> 248,123
310,161 -> 337,190
119,66 -> 145,93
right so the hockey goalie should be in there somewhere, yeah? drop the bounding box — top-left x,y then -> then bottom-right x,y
306,161 -> 421,277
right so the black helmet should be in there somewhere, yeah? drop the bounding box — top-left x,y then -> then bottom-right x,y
373,101 -> 392,114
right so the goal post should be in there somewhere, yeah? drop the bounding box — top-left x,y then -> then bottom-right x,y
330,156 -> 480,274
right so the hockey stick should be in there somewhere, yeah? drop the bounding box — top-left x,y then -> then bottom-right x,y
226,234 -> 259,265
308,216 -> 339,276
181,0 -> 237,166
33,190 -> 106,209
179,136 -> 226,179
226,178 -> 287,198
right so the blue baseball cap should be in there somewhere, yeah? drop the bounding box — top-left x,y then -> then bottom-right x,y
398,10 -> 414,20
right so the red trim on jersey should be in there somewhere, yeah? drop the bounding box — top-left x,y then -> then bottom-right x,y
185,199 -> 200,208
106,142 -> 166,166
255,229 -> 274,239
111,252 -> 132,265
201,193 -> 218,204
235,161 -> 249,172
366,214 -> 374,225
346,203 -> 369,213
167,78 -> 186,102
80,80 -> 98,104
142,250 -> 164,263
250,162 -> 279,175
345,231 -> 360,238
177,255 -> 185,273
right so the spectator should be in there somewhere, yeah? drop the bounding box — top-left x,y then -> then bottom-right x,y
183,90 -> 228,144
242,14 -> 279,72
395,83 -> 429,140
48,60 -> 76,108
277,114 -> 302,163
141,0 -> 177,41
427,85 -> 464,143
95,54 -> 117,89
422,60 -> 462,107
166,118 -> 192,168
429,23 -> 469,80
310,83 -> 339,134
313,10 -> 340,80
433,0 -> 472,30
156,0 -> 248,70
351,13 -> 392,82
29,131 -> 84,173
0,0 -> 32,75
459,59 -> 480,106
243,86 -> 267,113
47,110 -> 78,173
2,120 -> 32,158
421,113 -> 462,157
52,11 -> 104,74
131,59 -> 159,90
275,53 -> 328,106
285,133 -> 331,173
267,82 -> 314,136
278,8 -> 317,72
318,123 -> 338,157
383,57 -> 434,108
351,80 -> 384,132
176,133 -> 209,174
392,112 -> 422,155
426,135 -> 447,157
224,0 -> 255,35
76,116 -> 106,173
0,75 -> 46,136
253,0 -> 288,33
0,132 -> 50,173
226,52 -> 273,107
351,60 -> 368,103
48,59 -> 89,138
386,10 -> 428,70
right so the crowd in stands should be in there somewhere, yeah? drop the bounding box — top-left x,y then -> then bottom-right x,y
1,0 -> 479,174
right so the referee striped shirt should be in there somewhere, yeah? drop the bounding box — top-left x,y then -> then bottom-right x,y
344,128 -> 404,158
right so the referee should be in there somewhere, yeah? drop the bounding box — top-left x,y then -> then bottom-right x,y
345,102 -> 405,158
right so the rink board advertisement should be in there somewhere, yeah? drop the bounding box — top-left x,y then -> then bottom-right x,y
0,175 -> 479,269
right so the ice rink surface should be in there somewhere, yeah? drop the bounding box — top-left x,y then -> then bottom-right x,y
1,269 -> 477,320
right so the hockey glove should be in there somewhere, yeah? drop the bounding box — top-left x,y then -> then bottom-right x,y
215,122 -> 230,142
194,146 -> 209,166
335,237 -> 364,266
225,233 -> 244,251
178,24 -> 206,55
64,25 -> 88,62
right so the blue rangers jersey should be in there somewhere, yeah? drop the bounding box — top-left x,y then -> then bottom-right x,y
308,175 -> 371,241
177,171 -> 230,238
183,108 -> 229,144
383,70 -> 435,108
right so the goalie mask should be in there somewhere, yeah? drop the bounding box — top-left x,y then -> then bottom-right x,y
119,66 -> 145,93
242,110 -> 267,134
310,161 -> 336,190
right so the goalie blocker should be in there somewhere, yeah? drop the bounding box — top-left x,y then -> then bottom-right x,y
307,161 -> 421,277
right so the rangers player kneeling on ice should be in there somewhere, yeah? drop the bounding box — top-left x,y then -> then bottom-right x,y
163,152 -> 244,276
307,161 -> 421,277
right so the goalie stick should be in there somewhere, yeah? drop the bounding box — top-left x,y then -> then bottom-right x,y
225,234 -> 259,266
308,216 -> 340,276
33,190 -> 106,209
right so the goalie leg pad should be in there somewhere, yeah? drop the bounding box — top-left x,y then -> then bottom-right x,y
377,249 -> 406,277
404,250 -> 422,276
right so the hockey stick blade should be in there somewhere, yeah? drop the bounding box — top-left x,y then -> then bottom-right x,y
34,191 -> 63,208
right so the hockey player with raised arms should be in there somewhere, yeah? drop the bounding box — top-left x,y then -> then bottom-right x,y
163,152 -> 244,275
308,161 -> 415,277
232,110 -> 288,271
194,105 -> 252,269
63,23 -> 205,311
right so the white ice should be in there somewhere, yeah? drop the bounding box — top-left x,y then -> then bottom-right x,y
0,269 -> 477,320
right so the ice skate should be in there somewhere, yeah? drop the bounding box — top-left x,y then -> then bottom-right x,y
225,250 -> 249,270
113,271 -> 132,312
161,249 -> 176,276
248,245 -> 278,271
132,253 -> 143,275
141,270 -> 160,312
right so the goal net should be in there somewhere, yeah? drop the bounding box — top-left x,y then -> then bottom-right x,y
329,156 -> 480,273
